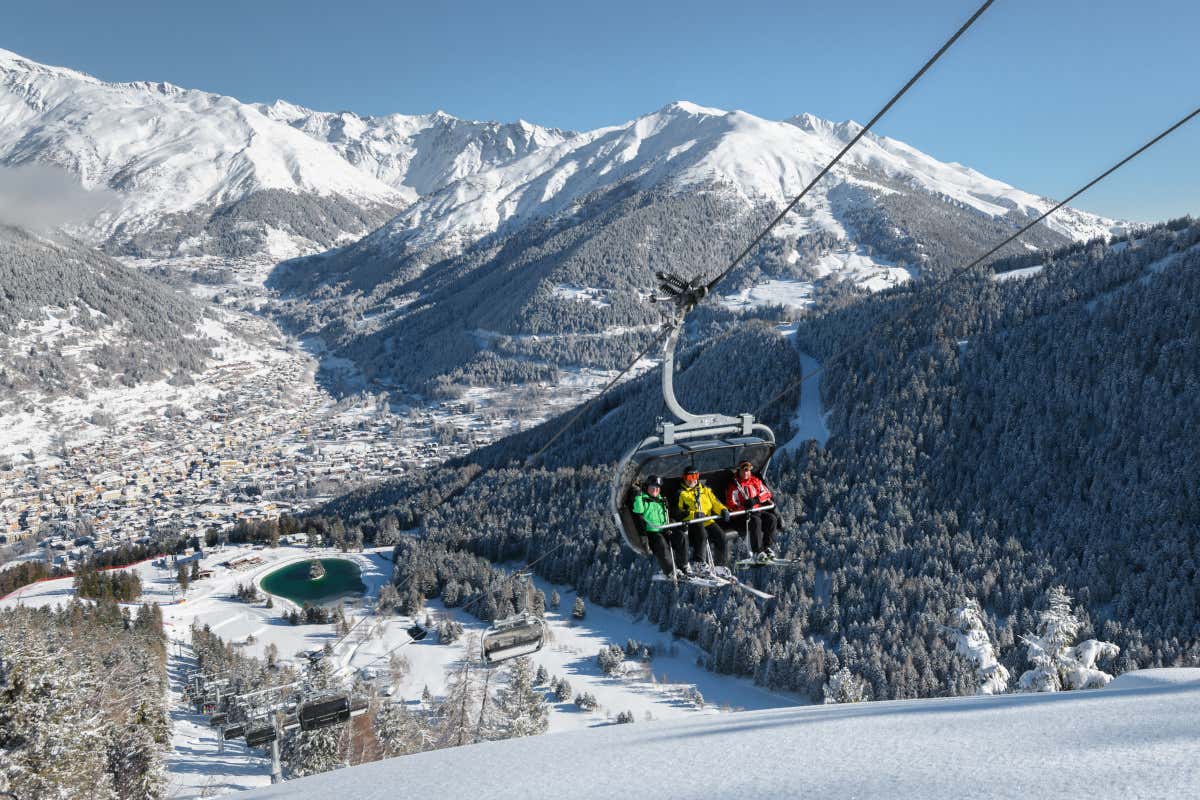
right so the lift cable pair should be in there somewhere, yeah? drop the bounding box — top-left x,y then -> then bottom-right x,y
749,103 -> 1200,422
527,0 -> 996,467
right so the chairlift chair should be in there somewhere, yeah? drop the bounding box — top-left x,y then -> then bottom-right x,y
481,611 -> 546,665
223,724 -> 245,740
297,695 -> 351,731
243,723 -> 278,748
609,288 -> 776,556
406,623 -> 427,641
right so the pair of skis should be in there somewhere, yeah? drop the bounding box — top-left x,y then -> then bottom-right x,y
652,567 -> 775,600
733,556 -> 802,569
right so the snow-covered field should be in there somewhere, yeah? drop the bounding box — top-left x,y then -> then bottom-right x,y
241,668 -> 1200,800
1,542 -> 796,797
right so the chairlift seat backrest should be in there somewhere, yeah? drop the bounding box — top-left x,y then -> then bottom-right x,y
407,623 -> 427,641
298,695 -> 351,731
481,613 -> 546,665
244,724 -> 277,748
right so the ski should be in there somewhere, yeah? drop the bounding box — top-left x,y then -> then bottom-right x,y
652,573 -> 730,590
733,557 -> 803,569
651,569 -> 774,599
727,579 -> 774,600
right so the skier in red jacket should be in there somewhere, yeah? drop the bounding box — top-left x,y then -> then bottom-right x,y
725,460 -> 781,563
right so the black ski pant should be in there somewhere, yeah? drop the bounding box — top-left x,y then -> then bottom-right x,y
646,528 -> 688,577
687,522 -> 730,567
739,508 -> 779,553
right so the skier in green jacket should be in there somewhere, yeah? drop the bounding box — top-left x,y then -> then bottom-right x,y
632,475 -> 687,580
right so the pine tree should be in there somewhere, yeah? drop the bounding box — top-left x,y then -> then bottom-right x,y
374,700 -> 430,757
823,667 -> 868,704
944,599 -> 1010,695
496,657 -> 548,738
572,596 -> 586,619
1019,586 -> 1120,692
435,636 -> 483,748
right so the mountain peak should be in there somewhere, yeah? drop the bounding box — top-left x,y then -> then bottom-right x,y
0,48 -> 101,85
660,100 -> 727,117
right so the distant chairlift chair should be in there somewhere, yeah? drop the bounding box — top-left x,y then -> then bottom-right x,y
481,611 -> 546,665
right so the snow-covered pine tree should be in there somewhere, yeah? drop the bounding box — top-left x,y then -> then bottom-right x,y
597,644 -> 625,675
1019,586 -> 1120,692
473,664 -> 506,743
434,635 -> 484,748
572,596 -> 586,619
945,599 -> 1010,695
496,657 -> 548,738
823,667 -> 868,704
374,700 -> 431,757
106,722 -> 165,800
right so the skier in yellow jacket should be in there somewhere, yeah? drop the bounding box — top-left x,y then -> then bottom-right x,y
676,468 -> 733,575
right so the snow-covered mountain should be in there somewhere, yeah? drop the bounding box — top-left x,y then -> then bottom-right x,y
0,48 -> 409,259
0,49 -> 581,262
270,101 -> 1121,396
258,101 -> 573,199
346,100 -> 1117,266
241,669 -> 1200,800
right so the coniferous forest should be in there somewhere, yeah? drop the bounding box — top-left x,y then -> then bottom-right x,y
0,600 -> 170,800
314,218 -> 1200,701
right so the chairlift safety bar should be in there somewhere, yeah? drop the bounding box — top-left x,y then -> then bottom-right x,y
656,504 -> 776,530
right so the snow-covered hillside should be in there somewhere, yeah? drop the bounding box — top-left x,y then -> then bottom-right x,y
241,668 -> 1200,800
259,101 -> 572,198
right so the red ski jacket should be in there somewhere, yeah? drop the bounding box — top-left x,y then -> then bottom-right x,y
726,474 -> 773,511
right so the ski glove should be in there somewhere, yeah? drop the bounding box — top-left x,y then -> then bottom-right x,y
720,508 -> 731,522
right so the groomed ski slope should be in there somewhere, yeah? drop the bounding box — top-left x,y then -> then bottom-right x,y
242,669 -> 1200,800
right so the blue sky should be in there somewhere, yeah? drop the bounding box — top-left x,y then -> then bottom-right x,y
6,0 -> 1198,222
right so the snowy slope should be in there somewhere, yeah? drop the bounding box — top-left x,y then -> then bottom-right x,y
259,101 -> 572,198
0,48 -> 403,249
360,100 -> 1119,261
242,668 -> 1200,800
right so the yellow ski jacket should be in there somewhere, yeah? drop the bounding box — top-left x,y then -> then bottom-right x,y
676,482 -> 727,527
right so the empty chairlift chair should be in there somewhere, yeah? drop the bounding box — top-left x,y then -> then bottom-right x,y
481,611 -> 546,665
297,695 -> 351,731
243,722 -> 277,748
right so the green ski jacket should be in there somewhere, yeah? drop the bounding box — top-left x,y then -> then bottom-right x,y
632,492 -> 670,532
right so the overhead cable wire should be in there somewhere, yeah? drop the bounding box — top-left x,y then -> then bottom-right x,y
702,0 -> 996,294
525,0 -> 994,465
525,323 -> 674,465
751,104 -> 1200,421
